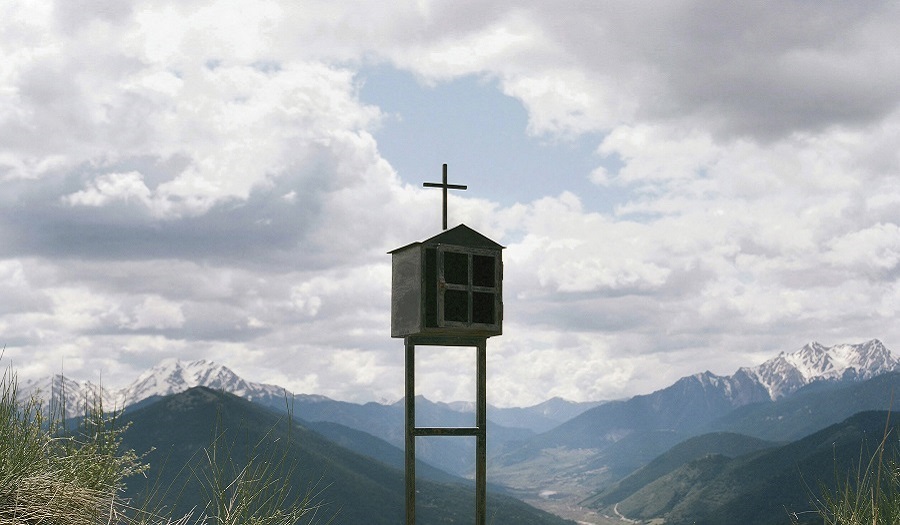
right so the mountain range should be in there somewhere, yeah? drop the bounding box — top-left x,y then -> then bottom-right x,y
21,357 -> 597,430
740,339 -> 898,399
119,386 -> 575,525
582,410 -> 900,525
20,338 -> 900,524
20,358 -> 293,418
27,340 -> 891,428
487,339 -> 900,517
19,356 -> 596,477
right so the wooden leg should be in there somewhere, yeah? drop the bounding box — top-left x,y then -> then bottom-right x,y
405,339 -> 416,524
476,340 -> 487,525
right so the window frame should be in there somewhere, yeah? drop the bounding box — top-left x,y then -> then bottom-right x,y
436,245 -> 502,330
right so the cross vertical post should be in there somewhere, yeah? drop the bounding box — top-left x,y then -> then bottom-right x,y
423,163 -> 467,230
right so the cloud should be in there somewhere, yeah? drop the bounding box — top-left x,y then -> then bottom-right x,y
507,193 -> 672,294
127,295 -> 186,330
65,171 -> 153,208
1,0 -> 898,406
826,223 -> 900,275
0,259 -> 53,316
506,2 -> 900,141
1,50 -> 404,265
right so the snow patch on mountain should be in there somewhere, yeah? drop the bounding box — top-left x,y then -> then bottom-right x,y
19,374 -> 117,419
19,339 -> 896,421
118,358 -> 288,405
22,358 -> 293,419
625,340 -> 897,417
741,339 -> 898,400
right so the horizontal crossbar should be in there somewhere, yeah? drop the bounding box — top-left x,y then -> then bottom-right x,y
423,182 -> 467,190
413,427 -> 484,437
405,336 -> 487,347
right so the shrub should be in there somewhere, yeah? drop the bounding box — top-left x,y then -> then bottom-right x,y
801,421 -> 900,525
0,365 -> 144,525
0,363 -> 324,525
194,422 -> 326,525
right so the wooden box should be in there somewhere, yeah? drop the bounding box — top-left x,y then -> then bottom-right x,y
390,224 -> 503,338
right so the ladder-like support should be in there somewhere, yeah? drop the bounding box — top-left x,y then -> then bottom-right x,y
405,335 -> 487,525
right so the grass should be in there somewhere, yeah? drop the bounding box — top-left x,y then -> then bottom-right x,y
0,365 -> 141,525
0,362 -> 325,525
798,415 -> 900,525
190,412 -> 328,525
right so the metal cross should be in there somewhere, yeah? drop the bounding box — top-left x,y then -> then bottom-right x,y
423,163 -> 467,230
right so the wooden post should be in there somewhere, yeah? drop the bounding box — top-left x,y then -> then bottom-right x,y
476,339 -> 487,525
405,336 -> 488,525
405,338 -> 416,525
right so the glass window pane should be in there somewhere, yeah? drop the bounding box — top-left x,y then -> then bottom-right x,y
444,290 -> 468,322
443,251 -> 468,285
473,255 -> 495,288
472,292 -> 495,324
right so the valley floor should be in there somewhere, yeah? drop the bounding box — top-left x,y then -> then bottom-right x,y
519,495 -> 626,525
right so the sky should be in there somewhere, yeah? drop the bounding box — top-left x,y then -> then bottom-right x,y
2,1 -> 899,407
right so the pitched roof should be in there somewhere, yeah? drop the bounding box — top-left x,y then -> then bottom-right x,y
389,224 -> 504,253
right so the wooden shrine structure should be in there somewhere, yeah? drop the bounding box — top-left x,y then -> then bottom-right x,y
389,164 -> 504,524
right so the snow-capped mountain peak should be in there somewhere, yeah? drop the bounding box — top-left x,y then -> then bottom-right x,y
118,358 -> 288,407
19,374 -> 115,417
22,358 -> 293,419
744,339 -> 897,400
18,340 -> 896,423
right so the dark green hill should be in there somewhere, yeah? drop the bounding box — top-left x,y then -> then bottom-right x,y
263,394 -> 533,477
120,387 -> 574,525
598,411 -> 900,525
582,431 -> 776,507
303,420 -> 460,485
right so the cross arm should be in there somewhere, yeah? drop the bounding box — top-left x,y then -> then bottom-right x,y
423,182 -> 467,190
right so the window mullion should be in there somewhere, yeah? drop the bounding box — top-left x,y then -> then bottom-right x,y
467,254 -> 474,324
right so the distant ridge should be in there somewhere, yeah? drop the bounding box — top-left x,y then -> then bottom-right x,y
489,339 -> 898,508
21,340 -> 895,424
589,411 -> 900,525
118,358 -> 292,407
740,339 -> 897,399
581,432 -> 777,507
120,386 -> 576,525
664,339 -> 899,412
20,358 -> 291,419
519,339 -> 896,451
675,339 -> 899,410
18,356 -> 583,477
20,357 -> 595,434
